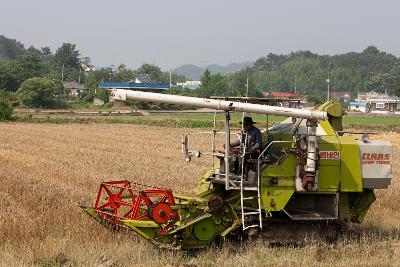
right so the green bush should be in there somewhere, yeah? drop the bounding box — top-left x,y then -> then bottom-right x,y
0,100 -> 13,121
17,77 -> 64,108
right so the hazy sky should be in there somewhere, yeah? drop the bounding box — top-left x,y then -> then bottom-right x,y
1,0 -> 399,69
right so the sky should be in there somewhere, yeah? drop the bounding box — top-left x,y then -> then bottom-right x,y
1,0 -> 399,70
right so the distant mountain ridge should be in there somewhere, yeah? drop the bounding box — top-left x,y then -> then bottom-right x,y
174,61 -> 254,80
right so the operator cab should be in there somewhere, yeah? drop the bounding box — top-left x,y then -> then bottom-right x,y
181,110 -> 286,191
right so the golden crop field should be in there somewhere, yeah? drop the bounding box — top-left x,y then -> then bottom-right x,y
0,123 -> 399,266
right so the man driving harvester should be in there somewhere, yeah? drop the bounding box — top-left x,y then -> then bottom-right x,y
231,116 -> 263,158
228,116 -> 263,185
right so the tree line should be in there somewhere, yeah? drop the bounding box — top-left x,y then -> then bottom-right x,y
1,34 -> 400,112
0,35 -> 186,109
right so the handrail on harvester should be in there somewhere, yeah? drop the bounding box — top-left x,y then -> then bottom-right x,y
110,89 -> 328,120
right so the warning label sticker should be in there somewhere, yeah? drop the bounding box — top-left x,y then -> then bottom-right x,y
319,151 -> 340,160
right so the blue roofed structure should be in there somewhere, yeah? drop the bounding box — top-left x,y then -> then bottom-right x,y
349,101 -> 368,113
99,82 -> 170,92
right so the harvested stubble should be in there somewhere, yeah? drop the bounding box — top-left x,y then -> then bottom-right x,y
0,123 -> 399,267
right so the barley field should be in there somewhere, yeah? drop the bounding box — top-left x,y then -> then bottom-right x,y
0,123 -> 399,266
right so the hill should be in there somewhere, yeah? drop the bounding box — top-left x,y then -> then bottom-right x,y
173,64 -> 204,80
250,48 -> 400,98
174,61 -> 254,80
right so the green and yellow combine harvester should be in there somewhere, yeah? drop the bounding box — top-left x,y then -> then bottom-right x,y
81,90 -> 393,249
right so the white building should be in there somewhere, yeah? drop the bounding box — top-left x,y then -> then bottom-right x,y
63,82 -> 87,98
176,80 -> 201,89
349,101 -> 368,113
350,91 -> 400,114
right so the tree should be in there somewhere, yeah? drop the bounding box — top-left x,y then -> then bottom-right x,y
17,54 -> 44,81
226,68 -> 259,97
136,63 -> 162,82
200,69 -> 211,88
252,70 -> 290,92
0,54 -> 44,91
87,67 -> 114,83
198,72 -> 228,97
17,77 -> 63,108
114,64 -> 136,82
254,53 -> 287,70
0,62 -> 19,91
307,93 -> 324,104
0,35 -> 26,60
27,46 -> 42,56
362,46 -> 380,55
40,47 -> 52,56
53,43 -> 80,68
0,89 -> 14,121
389,64 -> 400,96
365,73 -> 391,93
198,69 -> 212,97
0,100 -> 13,121
51,43 -> 81,82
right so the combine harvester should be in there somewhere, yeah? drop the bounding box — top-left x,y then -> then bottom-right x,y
81,90 -> 393,249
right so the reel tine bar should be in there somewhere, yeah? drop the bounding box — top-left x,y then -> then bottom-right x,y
94,180 -> 179,234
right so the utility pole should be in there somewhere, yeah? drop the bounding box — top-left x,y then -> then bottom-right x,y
246,76 -> 249,97
241,76 -> 250,130
169,70 -> 172,89
326,58 -> 331,101
61,63 -> 65,83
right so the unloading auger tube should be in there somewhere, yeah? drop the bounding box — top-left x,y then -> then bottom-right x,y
111,89 -> 328,120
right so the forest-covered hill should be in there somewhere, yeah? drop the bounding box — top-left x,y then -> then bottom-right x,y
250,47 -> 400,97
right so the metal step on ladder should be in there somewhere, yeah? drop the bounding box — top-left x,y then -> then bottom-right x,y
239,147 -> 262,230
240,183 -> 262,230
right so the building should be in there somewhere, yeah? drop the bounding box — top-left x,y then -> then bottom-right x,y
270,92 -> 303,100
349,101 -> 368,113
100,82 -> 169,92
100,73 -> 170,93
176,80 -> 201,90
350,91 -> 400,114
135,74 -> 152,83
100,82 -> 170,92
262,91 -> 304,108
63,82 -> 87,98
330,91 -> 352,102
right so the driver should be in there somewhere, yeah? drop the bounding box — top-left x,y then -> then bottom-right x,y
231,116 -> 262,157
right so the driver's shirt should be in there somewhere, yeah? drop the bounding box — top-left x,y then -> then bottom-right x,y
231,126 -> 262,153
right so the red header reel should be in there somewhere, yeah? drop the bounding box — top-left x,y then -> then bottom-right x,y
94,180 -> 179,234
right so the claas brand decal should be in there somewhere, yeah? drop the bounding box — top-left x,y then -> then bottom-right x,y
319,151 -> 340,160
362,153 -> 391,165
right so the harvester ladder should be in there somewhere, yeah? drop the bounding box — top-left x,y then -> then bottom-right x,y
240,168 -> 262,230
239,134 -> 262,231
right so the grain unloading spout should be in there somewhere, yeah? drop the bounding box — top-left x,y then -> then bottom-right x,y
111,89 -> 328,120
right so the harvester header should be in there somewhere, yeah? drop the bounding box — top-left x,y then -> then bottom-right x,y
111,89 -> 328,120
